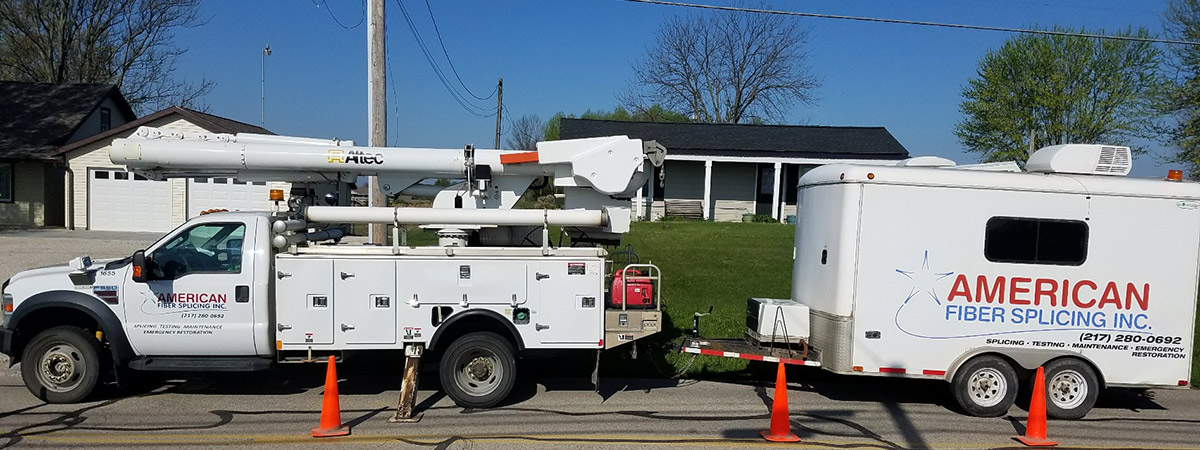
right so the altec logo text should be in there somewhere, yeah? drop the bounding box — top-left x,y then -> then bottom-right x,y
946,275 -> 1150,311
327,149 -> 384,165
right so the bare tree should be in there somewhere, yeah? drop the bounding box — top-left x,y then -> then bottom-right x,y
0,0 -> 213,113
625,6 -> 818,124
506,114 -> 543,150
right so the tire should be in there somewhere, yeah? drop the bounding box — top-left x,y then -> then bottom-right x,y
952,355 -> 1018,417
438,331 -> 517,408
20,326 -> 104,403
1040,358 -> 1100,420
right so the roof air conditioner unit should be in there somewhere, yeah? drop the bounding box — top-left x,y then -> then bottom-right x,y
1025,144 -> 1131,176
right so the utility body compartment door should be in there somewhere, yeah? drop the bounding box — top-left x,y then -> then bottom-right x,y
531,259 -> 603,346
274,258 -> 334,345
400,260 -> 527,306
334,259 -> 397,345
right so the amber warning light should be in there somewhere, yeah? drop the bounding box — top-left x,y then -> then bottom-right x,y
1168,170 -> 1183,182
269,189 -> 285,201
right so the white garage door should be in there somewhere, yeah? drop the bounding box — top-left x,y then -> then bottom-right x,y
188,178 -> 274,218
89,169 -> 173,232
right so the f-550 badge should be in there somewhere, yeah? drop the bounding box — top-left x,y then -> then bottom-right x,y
327,149 -> 384,165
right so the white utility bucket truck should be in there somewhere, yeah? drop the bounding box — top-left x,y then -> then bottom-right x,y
685,144 -> 1198,419
0,127 -> 666,413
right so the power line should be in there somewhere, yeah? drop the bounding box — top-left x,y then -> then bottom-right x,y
312,0 -> 366,30
616,0 -> 1200,46
423,0 -> 497,101
394,0 -> 496,117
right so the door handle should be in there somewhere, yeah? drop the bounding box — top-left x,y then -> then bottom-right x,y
535,323 -> 550,331
277,323 -> 292,331
536,272 -> 550,281
235,285 -> 249,303
277,271 -> 292,279
341,323 -> 355,332
340,271 -> 355,280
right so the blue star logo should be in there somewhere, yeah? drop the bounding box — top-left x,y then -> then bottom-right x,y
895,251 -> 955,306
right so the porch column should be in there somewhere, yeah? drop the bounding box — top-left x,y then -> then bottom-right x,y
702,160 -> 713,220
771,162 -> 782,221
646,169 -> 656,220
634,188 -> 644,220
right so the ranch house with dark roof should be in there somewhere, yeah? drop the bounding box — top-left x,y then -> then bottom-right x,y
559,118 -> 911,221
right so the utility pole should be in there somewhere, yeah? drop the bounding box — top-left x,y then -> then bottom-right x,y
1028,128 -> 1036,159
368,0 -> 386,244
494,78 -> 503,149
261,44 -> 271,127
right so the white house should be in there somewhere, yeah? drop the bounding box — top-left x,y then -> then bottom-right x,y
51,106 -> 289,232
560,119 -> 911,221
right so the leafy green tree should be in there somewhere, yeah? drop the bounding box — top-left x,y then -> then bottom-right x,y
955,28 -> 1167,162
1163,0 -> 1200,178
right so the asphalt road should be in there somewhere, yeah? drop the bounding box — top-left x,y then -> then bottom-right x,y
2,232 -> 1199,449
1,357 -> 1199,450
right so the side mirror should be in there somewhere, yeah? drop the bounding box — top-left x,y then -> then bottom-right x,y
132,250 -> 150,283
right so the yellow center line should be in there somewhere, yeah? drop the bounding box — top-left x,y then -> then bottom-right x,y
17,432 -> 1200,449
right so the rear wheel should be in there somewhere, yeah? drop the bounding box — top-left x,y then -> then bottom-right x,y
438,332 -> 516,408
1041,358 -> 1099,420
21,326 -> 104,403
952,355 -> 1018,417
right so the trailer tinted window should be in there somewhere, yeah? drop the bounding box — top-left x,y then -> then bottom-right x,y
984,217 -> 1088,266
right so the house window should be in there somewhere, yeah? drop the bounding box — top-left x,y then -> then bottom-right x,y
100,107 -> 112,131
0,163 -> 12,202
984,217 -> 1088,266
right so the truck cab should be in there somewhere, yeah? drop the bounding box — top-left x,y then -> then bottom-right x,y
0,212 -> 273,403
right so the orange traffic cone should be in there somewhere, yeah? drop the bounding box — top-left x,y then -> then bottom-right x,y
1014,366 -> 1057,447
760,362 -> 800,442
311,356 -> 350,438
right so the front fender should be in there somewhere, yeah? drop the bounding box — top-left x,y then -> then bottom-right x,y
8,290 -> 135,365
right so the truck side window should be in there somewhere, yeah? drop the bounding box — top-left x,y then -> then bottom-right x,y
150,223 -> 246,279
984,217 -> 1088,266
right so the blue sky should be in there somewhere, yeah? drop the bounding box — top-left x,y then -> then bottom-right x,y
172,0 -> 1175,176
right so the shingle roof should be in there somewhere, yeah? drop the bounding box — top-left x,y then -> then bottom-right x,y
54,106 -> 273,156
0,82 -> 135,160
559,119 -> 909,160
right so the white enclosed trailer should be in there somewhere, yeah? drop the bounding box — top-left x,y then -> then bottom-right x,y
686,144 -> 1198,419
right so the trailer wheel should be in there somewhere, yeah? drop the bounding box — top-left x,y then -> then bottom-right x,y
1041,358 -> 1099,420
439,331 -> 516,408
20,326 -> 104,404
952,355 -> 1018,417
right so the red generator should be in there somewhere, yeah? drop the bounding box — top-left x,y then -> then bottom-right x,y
610,269 -> 655,309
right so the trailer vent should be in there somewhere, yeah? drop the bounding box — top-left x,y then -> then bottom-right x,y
1025,144 -> 1132,176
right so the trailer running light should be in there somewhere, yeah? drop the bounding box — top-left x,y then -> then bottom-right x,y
867,173 -> 875,180
598,339 -> 604,348
1168,170 -> 1183,182
276,340 -> 283,350
852,365 -> 863,372
269,189 -> 285,200
1181,380 -> 1189,386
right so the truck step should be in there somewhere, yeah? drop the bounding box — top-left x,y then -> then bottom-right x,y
128,356 -> 272,372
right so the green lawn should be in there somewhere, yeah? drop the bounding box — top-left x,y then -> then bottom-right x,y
610,221 -> 796,376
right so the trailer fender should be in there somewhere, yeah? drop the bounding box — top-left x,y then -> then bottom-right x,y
427,309 -> 525,353
7,290 -> 135,367
944,347 -> 1105,389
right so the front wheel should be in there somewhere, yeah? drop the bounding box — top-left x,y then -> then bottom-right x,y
952,355 -> 1018,417
1041,358 -> 1099,420
438,332 -> 517,408
21,326 -> 104,403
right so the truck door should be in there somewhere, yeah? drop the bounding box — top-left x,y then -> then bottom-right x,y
533,260 -> 602,345
122,220 -> 258,355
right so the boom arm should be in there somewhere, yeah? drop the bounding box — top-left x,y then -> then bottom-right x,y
111,126 -> 665,242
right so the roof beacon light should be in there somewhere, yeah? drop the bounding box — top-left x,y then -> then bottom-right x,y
1168,170 -> 1183,182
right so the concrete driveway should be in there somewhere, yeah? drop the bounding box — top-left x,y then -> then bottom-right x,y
0,229 -> 158,282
